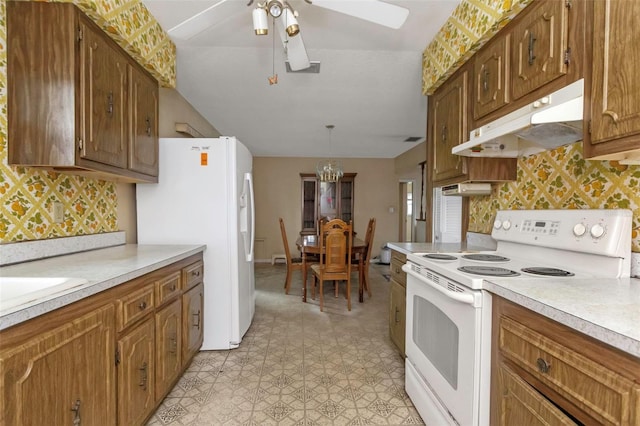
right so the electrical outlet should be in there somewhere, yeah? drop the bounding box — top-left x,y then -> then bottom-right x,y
53,202 -> 64,224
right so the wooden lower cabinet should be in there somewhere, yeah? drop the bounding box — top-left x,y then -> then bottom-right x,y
389,280 -> 406,357
388,250 -> 406,357
491,296 -> 640,426
118,317 -> 155,426
155,299 -> 182,401
183,282 -> 204,363
0,305 -> 116,425
0,253 -> 204,426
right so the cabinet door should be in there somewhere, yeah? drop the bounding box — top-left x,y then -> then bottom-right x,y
388,279 -> 406,357
300,174 -> 318,235
80,19 -> 128,168
155,299 -> 182,400
474,35 -> 510,119
0,305 -> 116,426
432,70 -> 467,183
182,282 -> 204,364
118,317 -> 155,426
129,64 -> 159,176
497,365 -> 578,426
510,0 -> 569,100
589,0 -> 640,146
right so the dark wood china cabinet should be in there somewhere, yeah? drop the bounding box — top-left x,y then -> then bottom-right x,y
300,173 -> 356,235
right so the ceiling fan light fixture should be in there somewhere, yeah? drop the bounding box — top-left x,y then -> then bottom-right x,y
267,0 -> 283,18
252,8 -> 269,35
283,7 -> 299,37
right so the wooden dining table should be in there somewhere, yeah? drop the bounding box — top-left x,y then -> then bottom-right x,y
295,235 -> 368,304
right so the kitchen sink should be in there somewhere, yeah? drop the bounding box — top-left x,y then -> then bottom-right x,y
0,277 -> 89,313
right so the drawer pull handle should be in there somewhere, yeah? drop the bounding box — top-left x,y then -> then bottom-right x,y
170,284 -> 177,292
138,301 -> 147,310
71,399 -> 81,425
192,270 -> 201,277
536,357 -> 551,374
394,307 -> 400,324
193,310 -> 201,329
139,362 -> 148,391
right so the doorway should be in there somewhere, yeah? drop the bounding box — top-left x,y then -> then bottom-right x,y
398,181 -> 413,242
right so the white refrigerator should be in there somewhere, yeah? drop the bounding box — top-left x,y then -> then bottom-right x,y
136,137 -> 255,350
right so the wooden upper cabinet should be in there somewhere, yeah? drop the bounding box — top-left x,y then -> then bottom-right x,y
7,1 -> 159,183
510,0 -> 569,101
473,35 -> 510,120
129,64 -> 159,176
432,70 -> 467,183
585,0 -> 640,160
80,20 -> 128,169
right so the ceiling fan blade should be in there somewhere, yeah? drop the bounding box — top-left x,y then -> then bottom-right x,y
275,19 -> 311,71
167,0 -> 231,40
311,0 -> 409,29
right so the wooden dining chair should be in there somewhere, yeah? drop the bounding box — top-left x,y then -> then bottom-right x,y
351,217 -> 376,298
279,218 -> 304,294
311,219 -> 353,311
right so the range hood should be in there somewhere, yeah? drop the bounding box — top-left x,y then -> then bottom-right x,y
442,183 -> 492,196
453,79 -> 584,157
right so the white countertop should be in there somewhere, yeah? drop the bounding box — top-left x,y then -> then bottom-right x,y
0,244 -> 205,330
484,277 -> 640,358
386,242 -> 491,256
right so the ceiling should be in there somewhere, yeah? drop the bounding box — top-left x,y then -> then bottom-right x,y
141,0 -> 459,158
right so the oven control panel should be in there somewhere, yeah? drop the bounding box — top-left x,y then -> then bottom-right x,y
491,209 -> 632,257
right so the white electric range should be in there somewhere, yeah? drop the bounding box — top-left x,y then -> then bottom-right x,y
402,209 -> 633,426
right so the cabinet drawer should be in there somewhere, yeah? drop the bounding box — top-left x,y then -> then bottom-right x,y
390,252 -> 406,287
155,271 -> 181,306
117,284 -> 155,331
499,317 -> 638,425
182,261 -> 204,291
498,364 -> 578,426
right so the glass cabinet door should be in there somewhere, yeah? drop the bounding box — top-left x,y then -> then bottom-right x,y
300,174 -> 318,235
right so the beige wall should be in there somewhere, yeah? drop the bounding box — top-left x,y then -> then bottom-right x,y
253,157 -> 402,263
119,88 -> 221,243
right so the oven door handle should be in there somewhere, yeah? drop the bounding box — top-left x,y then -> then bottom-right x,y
404,265 -> 476,305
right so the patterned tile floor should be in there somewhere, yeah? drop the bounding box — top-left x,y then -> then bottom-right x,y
146,263 -> 424,425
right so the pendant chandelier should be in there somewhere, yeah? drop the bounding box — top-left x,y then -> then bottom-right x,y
316,125 -> 344,182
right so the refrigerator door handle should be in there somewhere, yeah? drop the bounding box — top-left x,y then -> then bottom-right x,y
243,172 -> 255,261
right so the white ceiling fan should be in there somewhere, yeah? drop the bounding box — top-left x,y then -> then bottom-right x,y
167,0 -> 409,71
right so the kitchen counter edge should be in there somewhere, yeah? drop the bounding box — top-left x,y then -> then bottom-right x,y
0,244 -> 206,331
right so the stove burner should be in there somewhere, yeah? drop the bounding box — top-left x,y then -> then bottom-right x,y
462,254 -> 510,262
422,253 -> 457,261
521,267 -> 575,277
458,266 -> 520,277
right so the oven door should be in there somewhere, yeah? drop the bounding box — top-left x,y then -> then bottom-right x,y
403,263 -> 492,426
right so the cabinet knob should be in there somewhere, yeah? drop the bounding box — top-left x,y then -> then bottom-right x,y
138,301 -> 147,310
536,357 -> 551,374
170,284 -> 177,292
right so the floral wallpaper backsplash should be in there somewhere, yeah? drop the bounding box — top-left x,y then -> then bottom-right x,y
468,142 -> 640,252
0,0 -> 172,243
422,0 -> 532,95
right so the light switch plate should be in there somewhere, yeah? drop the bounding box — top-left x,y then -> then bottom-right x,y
53,202 -> 64,224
